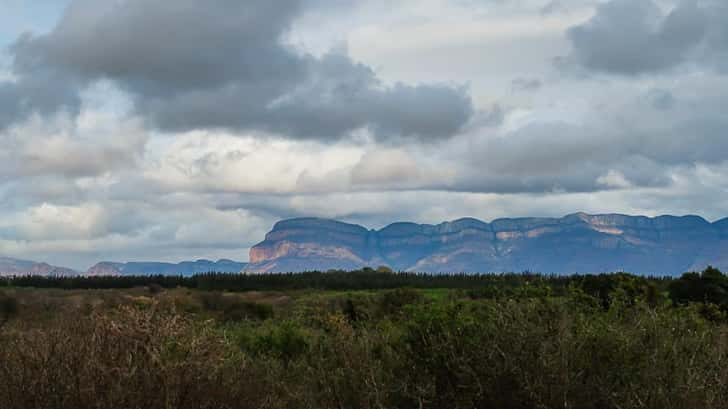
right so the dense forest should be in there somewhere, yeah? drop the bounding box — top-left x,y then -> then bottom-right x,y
2,267 -> 728,408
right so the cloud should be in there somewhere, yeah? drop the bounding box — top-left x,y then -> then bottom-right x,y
566,0 -> 707,75
0,64 -> 81,130
0,111 -> 147,181
117,68 -> 728,198
4,0 -> 473,141
350,149 -> 422,186
511,77 -> 543,91
596,170 -> 633,189
0,200 -> 271,269
564,0 -> 728,76
646,88 -> 675,110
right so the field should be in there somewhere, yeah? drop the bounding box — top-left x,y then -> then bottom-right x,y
1,269 -> 728,409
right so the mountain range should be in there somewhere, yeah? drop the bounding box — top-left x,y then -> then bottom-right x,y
2,213 -> 728,276
0,258 -> 247,277
0,257 -> 78,277
86,259 -> 248,276
246,213 -> 728,275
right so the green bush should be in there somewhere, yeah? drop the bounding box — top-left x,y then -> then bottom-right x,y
240,321 -> 309,364
669,266 -> 728,307
378,288 -> 424,315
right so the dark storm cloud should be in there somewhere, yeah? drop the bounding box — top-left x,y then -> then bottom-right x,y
141,51 -> 473,141
0,46 -> 81,129
702,1 -> 728,73
4,0 -> 473,141
453,94 -> 728,194
455,122 -> 668,193
566,0 -> 708,75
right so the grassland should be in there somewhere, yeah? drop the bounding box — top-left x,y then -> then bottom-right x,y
1,270 -> 728,409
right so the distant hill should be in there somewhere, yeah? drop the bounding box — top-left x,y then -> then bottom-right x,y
86,259 -> 247,276
247,213 -> 728,275
0,257 -> 78,276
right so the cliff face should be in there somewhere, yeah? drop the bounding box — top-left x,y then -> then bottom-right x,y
246,213 -> 728,275
249,218 -> 374,272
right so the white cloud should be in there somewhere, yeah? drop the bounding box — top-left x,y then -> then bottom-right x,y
597,170 -> 633,189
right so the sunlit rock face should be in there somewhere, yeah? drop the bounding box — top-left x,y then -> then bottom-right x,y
247,213 -> 728,275
0,257 -> 78,276
249,218 -> 375,272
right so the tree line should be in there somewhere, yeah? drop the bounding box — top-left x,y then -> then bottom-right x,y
5,266 -> 728,307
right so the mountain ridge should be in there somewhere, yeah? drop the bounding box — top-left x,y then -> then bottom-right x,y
86,259 -> 247,276
247,213 -> 728,275
0,257 -> 79,277
1,258 -> 247,277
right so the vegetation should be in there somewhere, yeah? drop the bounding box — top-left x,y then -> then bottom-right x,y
0,291 -> 18,329
0,268 -> 667,293
1,267 -> 727,408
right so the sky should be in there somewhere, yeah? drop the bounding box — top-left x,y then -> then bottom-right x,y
1,0 -> 728,269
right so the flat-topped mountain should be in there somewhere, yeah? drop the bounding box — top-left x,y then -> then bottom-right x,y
247,213 -> 728,275
0,257 -> 78,276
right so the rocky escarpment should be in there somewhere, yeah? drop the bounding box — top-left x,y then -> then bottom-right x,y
249,218 -> 377,273
86,259 -> 247,276
246,213 -> 728,275
0,257 -> 79,276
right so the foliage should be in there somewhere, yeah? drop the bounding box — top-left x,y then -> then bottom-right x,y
669,266 -> 728,306
2,270 -> 672,295
3,271 -> 728,408
239,321 -> 310,364
0,292 -> 18,328
198,292 -> 274,322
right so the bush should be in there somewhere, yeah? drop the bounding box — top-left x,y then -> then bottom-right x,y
378,288 -> 424,315
198,292 -> 274,322
241,321 -> 309,364
199,291 -> 228,311
0,293 -> 18,328
148,283 -> 164,295
222,301 -> 274,322
669,266 -> 728,308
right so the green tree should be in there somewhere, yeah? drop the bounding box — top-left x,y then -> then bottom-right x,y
669,266 -> 728,310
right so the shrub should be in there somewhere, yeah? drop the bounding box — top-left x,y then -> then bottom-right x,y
0,292 -> 18,328
241,321 -> 309,364
199,291 -> 228,311
669,266 -> 728,308
378,288 -> 424,315
222,301 -> 274,322
148,283 -> 164,295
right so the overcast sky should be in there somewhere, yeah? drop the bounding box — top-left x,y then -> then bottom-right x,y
2,0 -> 727,269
